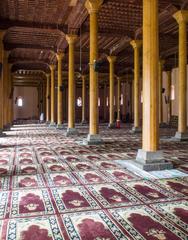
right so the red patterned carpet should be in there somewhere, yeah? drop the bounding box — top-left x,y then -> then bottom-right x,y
0,123 -> 188,240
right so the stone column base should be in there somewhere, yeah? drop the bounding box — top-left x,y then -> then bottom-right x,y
173,131 -> 188,141
108,123 -> 116,129
66,128 -> 78,137
56,124 -> 64,129
131,126 -> 142,133
0,129 -> 6,137
81,120 -> 87,125
49,122 -> 56,127
83,134 -> 103,145
130,149 -> 173,171
3,124 -> 11,131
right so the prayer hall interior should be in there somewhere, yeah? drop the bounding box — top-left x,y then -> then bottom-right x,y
0,0 -> 188,239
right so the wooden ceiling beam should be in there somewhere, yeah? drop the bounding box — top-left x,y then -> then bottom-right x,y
5,42 -> 56,51
0,18 -> 68,32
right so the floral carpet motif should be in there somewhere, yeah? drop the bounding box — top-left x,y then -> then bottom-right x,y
61,210 -> 129,240
151,200 -> 188,231
120,179 -> 177,203
109,205 -> 187,240
4,215 -> 64,240
0,123 -> 188,239
87,182 -> 141,208
51,186 -> 99,213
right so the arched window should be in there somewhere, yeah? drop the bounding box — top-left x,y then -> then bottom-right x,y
98,97 -> 101,107
120,94 -> 123,105
77,97 -> 82,107
17,97 -> 23,107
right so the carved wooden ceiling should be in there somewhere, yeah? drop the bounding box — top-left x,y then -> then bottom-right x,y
0,0 -> 187,84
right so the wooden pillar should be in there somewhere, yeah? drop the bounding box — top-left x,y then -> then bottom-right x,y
107,55 -> 116,128
166,71 -> 172,124
85,0 -> 103,144
136,0 -> 172,171
158,59 -> 165,124
7,64 -> 13,126
173,11 -> 188,139
56,52 -> 64,128
66,34 -> 78,135
3,50 -> 10,128
50,65 -> 56,126
117,77 -> 121,122
103,83 -> 107,122
130,40 -> 142,132
81,75 -> 87,124
46,74 -> 50,123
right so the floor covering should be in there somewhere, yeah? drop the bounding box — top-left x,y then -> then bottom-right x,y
0,123 -> 188,240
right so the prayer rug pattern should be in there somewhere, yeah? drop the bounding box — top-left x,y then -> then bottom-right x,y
1,123 -> 188,239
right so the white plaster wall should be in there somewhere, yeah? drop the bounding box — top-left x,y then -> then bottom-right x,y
13,86 -> 38,120
162,66 -> 188,126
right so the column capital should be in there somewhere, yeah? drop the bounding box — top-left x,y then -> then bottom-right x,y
130,40 -> 142,49
66,34 -> 78,45
85,0 -> 103,14
116,76 -> 122,81
107,55 -> 117,63
81,75 -> 87,80
50,65 -> 55,71
173,10 -> 188,24
56,51 -> 65,61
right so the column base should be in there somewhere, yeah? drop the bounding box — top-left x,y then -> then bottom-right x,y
108,123 -> 116,129
49,122 -> 56,128
3,124 -> 11,131
56,124 -> 64,129
130,149 -> 173,171
83,134 -> 103,145
81,120 -> 87,125
0,129 -> 6,137
131,126 -> 142,133
172,131 -> 188,141
66,128 -> 78,137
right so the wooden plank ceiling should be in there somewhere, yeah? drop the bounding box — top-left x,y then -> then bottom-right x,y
0,0 -> 187,84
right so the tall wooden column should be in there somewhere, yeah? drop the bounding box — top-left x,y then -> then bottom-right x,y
0,32 -> 4,134
166,71 -> 172,124
46,74 -> 50,123
136,0 -> 172,171
7,63 -> 13,126
158,59 -> 165,125
84,0 -> 103,144
116,77 -> 121,124
49,65 -> 56,126
81,75 -> 87,124
103,83 -> 107,122
130,40 -> 142,132
56,52 -> 64,128
66,34 -> 78,136
107,56 -> 116,128
173,11 -> 188,140
3,50 -> 9,129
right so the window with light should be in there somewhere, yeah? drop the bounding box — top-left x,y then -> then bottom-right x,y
17,97 -> 23,107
